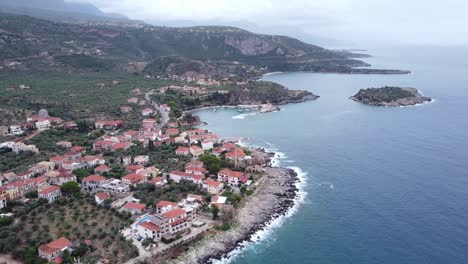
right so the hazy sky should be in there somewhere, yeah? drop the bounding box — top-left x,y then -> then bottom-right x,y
69,0 -> 468,47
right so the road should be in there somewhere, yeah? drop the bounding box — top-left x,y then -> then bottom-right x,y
145,90 -> 169,129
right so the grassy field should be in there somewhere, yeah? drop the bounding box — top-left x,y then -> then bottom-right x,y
0,71 -> 172,120
13,195 -> 138,263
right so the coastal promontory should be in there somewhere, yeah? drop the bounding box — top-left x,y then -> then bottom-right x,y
350,86 -> 432,107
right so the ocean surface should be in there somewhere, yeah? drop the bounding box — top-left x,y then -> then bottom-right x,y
196,46 -> 468,264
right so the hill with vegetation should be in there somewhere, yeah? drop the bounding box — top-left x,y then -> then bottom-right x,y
350,86 -> 432,106
0,12 -> 408,77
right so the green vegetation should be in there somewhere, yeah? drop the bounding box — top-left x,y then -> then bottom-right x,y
0,216 -> 14,228
199,154 -> 221,174
133,181 -> 208,208
210,204 -> 220,220
61,181 -> 80,196
353,86 -> 416,103
0,195 -> 138,264
214,222 -> 231,231
0,149 -> 48,173
0,71 -> 171,120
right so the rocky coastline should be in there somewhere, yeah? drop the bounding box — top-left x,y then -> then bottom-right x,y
168,152 -> 300,264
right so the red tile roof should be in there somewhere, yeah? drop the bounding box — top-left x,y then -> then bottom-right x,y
150,177 -> 165,184
205,180 -> 222,188
156,200 -> 177,208
94,164 -> 110,172
123,202 -> 146,210
219,169 -> 245,178
225,149 -> 246,158
126,165 -> 144,172
186,166 -> 207,174
95,193 -> 110,200
122,173 -> 145,184
39,237 -> 71,254
139,221 -> 161,231
162,208 -> 186,219
82,175 -> 106,182
39,186 -> 60,195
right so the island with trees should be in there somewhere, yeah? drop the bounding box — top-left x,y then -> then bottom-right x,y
350,86 -> 432,107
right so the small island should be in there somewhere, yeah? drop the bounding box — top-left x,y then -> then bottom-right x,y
350,86 -> 432,107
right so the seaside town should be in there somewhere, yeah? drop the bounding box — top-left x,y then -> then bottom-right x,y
0,85 -> 292,264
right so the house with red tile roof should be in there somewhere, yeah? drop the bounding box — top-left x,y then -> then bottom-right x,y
138,221 -> 163,240
185,166 -> 207,176
175,147 -> 190,156
123,130 -> 139,141
95,192 -> 110,205
225,148 -> 247,161
204,180 -> 223,194
201,140 -> 214,150
126,165 -> 144,174
38,237 -> 72,262
95,120 -> 123,130
50,155 -> 66,167
81,175 -> 106,192
94,164 -> 110,174
218,169 -> 248,186
156,200 -> 178,214
93,140 -> 116,152
189,146 -> 203,157
162,208 -> 190,234
186,161 -> 204,168
70,146 -> 86,154
38,186 -> 61,203
142,118 -> 157,130
111,142 -> 133,151
122,173 -> 147,186
169,171 -> 204,184
150,177 -> 167,188
123,202 -> 146,214
166,128 -> 179,136
142,107 -> 154,116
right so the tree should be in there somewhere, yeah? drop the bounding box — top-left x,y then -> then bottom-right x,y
210,204 -> 219,220
0,216 -> 14,227
148,140 -> 155,151
25,190 -> 38,199
199,154 -> 221,174
61,181 -> 80,195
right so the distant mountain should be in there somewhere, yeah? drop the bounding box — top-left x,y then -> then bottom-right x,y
0,12 -> 407,77
0,0 -> 138,24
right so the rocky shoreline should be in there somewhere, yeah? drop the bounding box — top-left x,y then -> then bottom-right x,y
168,153 -> 300,264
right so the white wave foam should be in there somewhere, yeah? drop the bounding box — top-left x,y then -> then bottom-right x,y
211,145 -> 308,264
232,112 -> 258,120
262,71 -> 283,76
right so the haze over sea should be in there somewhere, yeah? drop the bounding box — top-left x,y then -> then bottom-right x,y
195,46 -> 468,264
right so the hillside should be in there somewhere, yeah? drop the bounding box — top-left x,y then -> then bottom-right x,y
0,12 -> 408,78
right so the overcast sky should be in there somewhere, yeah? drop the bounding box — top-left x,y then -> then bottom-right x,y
69,0 -> 468,47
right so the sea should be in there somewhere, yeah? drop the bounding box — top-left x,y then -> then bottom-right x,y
195,46 -> 468,264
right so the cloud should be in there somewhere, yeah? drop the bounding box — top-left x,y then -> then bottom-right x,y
67,0 -> 468,46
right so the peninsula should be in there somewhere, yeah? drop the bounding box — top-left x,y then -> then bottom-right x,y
350,86 -> 432,107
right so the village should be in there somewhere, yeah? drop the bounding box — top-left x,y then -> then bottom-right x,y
0,87 -> 271,264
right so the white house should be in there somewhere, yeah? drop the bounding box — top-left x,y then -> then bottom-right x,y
38,186 -> 61,203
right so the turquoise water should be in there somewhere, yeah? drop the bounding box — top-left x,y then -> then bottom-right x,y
196,46 -> 468,264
